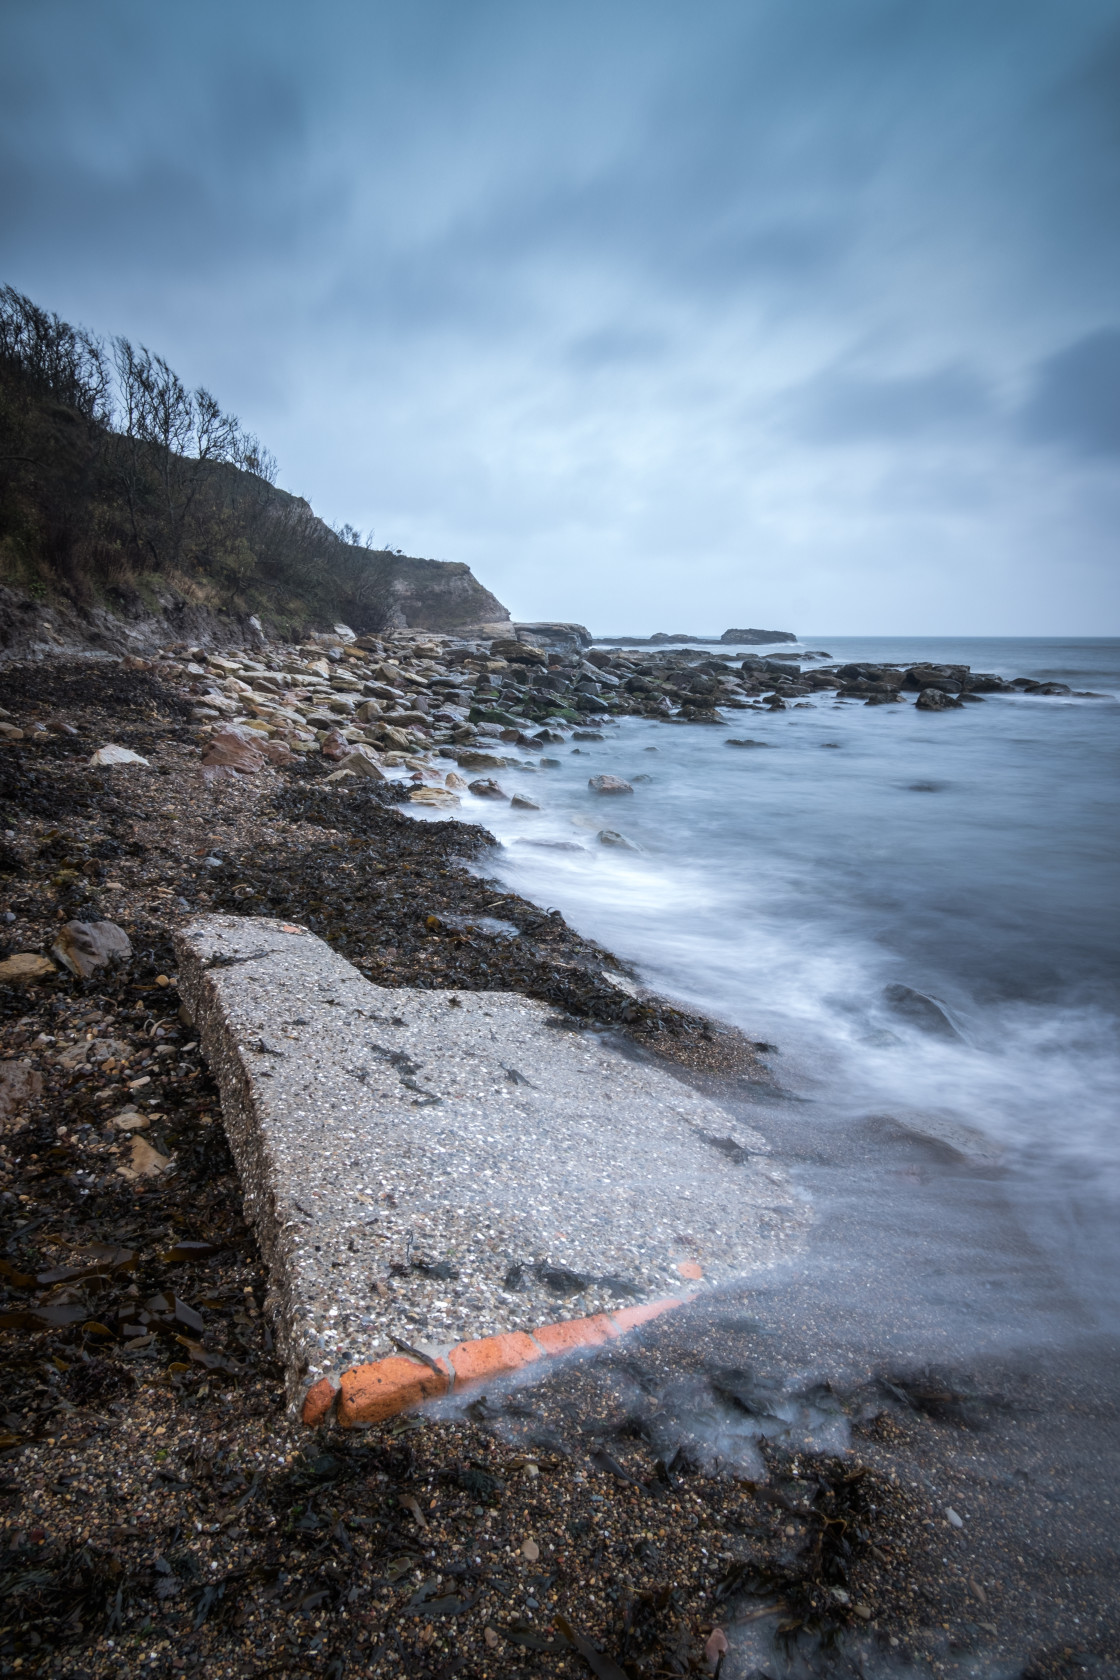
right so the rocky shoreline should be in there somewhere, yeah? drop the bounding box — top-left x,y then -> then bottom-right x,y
0,633 -> 1105,1679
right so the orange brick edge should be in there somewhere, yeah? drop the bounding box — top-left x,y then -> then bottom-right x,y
300,1294 -> 694,1427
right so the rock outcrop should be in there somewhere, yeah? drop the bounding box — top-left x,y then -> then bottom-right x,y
595,627 -> 797,647
379,555 -> 510,634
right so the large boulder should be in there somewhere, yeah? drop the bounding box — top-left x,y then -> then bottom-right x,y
512,622 -> 592,650
720,627 -> 797,644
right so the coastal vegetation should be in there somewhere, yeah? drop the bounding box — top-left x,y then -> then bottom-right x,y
0,285 -> 505,642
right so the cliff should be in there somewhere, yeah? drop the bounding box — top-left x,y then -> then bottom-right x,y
0,284 -> 508,655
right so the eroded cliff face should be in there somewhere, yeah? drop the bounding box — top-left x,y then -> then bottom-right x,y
0,550 -> 511,661
380,555 -> 510,633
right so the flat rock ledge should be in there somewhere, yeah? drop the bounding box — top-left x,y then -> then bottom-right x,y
175,916 -> 805,1427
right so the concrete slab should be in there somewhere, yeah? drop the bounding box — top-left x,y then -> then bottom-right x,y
175,915 -> 806,1425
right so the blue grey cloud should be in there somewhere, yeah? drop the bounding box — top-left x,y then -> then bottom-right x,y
789,365 -> 992,443
1020,329 -> 1120,457
0,0 -> 1117,632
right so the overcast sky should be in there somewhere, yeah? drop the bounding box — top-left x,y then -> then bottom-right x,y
2,0 -> 1118,634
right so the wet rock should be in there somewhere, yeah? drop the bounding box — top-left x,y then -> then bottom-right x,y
588,774 -> 633,795
510,795 -> 540,810
0,723 -> 25,739
516,838 -> 585,851
468,778 -> 507,799
1034,682 -> 1072,695
725,738 -> 772,748
966,674 -> 1013,693
455,750 -> 514,771
915,688 -> 963,711
51,919 -> 132,979
883,983 -> 963,1041
0,952 -> 56,982
409,787 -> 460,807
597,829 -> 640,850
88,744 -> 149,768
902,663 -> 968,692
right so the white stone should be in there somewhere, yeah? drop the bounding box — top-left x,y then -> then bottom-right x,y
88,744 -> 150,768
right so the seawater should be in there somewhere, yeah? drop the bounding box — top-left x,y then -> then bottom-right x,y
462,637 -> 1120,1329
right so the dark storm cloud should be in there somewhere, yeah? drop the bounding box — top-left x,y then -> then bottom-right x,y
0,0 -> 1117,631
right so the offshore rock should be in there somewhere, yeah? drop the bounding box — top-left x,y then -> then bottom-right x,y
915,688 -> 964,712
588,774 -> 634,796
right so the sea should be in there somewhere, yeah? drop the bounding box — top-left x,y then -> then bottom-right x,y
418,637 -> 1120,1660
453,637 -> 1120,1328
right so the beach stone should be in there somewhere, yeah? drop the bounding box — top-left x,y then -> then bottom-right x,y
0,952 -> 56,983
200,724 -> 278,774
258,736 -> 296,766
380,726 -> 417,750
51,919 -> 132,979
334,747 -> 386,780
468,778 -> 507,799
88,744 -> 149,768
0,1060 -> 43,1117
318,728 -> 351,760
597,829 -> 640,850
0,724 -> 25,740
588,774 -> 633,796
510,795 -> 540,810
